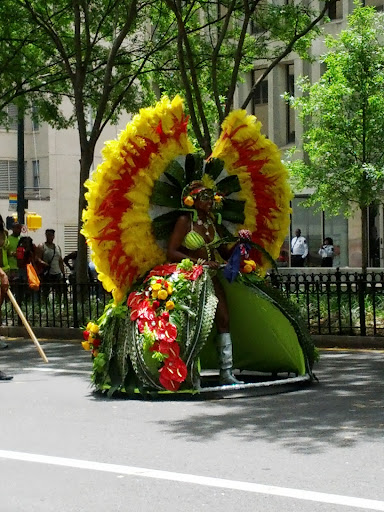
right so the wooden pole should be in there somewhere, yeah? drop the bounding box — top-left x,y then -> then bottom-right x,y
7,289 -> 49,363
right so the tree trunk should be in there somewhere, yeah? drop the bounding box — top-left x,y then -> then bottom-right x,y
76,149 -> 95,284
361,206 -> 369,272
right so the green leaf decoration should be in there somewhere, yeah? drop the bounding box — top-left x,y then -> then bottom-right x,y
204,157 -> 225,181
185,153 -> 204,184
221,198 -> 246,224
216,175 -> 241,195
152,210 -> 182,240
164,159 -> 186,189
221,209 -> 245,224
151,180 -> 181,208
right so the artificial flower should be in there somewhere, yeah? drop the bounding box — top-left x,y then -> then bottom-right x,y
183,195 -> 194,207
165,300 -> 175,310
158,289 -> 168,300
83,330 -> 90,340
82,341 -> 91,351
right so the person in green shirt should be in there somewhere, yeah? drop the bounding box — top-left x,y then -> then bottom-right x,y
7,223 -> 21,282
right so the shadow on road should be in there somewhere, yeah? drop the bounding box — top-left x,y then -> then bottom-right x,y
153,351 -> 384,454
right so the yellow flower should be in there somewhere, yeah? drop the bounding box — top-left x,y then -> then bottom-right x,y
92,350 -> 99,357
165,300 -> 175,310
81,341 -> 91,351
88,333 -> 96,343
152,290 -> 158,299
214,194 -> 223,203
88,323 -> 100,335
158,289 -> 168,300
244,259 -> 256,270
243,264 -> 253,274
87,322 -> 100,334
183,196 -> 194,207
167,285 -> 173,294
152,283 -> 162,291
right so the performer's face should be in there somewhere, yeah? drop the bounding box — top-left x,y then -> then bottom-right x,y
195,189 -> 214,212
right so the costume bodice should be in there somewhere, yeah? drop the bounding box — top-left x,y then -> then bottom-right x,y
182,221 -> 221,251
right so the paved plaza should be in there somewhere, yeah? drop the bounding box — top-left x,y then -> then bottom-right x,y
1,340 -> 384,511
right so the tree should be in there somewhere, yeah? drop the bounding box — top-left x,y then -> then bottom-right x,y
285,5 -> 384,270
151,0 -> 335,156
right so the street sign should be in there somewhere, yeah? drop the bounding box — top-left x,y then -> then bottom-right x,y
9,193 -> 17,212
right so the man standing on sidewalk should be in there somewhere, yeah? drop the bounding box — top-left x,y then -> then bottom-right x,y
291,228 -> 309,267
0,266 -> 12,380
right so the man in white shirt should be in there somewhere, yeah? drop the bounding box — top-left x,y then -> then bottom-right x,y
291,228 -> 308,267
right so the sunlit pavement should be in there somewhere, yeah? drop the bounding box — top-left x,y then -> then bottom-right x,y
1,340 -> 384,512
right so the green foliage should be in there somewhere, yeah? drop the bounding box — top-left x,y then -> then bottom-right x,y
149,0 -> 330,153
286,6 -> 384,216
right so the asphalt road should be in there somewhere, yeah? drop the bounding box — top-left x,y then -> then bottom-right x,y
0,339 -> 383,512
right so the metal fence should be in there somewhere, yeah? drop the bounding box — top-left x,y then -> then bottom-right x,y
3,270 -> 384,336
1,281 -> 111,330
270,269 -> 384,336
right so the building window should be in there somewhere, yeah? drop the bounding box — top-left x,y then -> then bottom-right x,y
32,105 -> 39,132
286,64 -> 295,144
251,69 -> 269,136
328,0 -> 342,20
32,160 -> 40,191
0,104 -> 18,131
0,160 -> 18,193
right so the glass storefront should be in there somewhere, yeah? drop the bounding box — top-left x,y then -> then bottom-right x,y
277,196 -> 349,268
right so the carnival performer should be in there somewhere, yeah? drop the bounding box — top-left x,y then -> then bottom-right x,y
81,96 -> 316,396
167,179 -> 241,385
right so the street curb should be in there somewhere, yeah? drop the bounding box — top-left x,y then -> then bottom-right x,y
312,335 -> 384,349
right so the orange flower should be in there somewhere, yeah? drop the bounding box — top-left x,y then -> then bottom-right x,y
183,196 -> 194,207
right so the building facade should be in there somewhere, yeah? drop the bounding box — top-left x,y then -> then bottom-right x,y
0,0 -> 382,266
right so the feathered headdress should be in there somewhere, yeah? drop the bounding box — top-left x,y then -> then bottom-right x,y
82,95 -> 292,296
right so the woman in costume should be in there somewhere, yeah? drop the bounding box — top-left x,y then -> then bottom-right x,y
81,96 -> 316,396
167,179 -> 242,385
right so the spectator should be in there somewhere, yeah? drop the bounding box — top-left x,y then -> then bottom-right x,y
0,215 -> 9,275
0,266 -> 12,379
291,228 -> 308,267
63,250 -> 77,284
7,223 -> 22,282
318,237 -> 334,267
35,229 -> 65,297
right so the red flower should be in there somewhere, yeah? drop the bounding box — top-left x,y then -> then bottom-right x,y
152,300 -> 160,309
127,291 -> 145,309
159,356 -> 187,383
130,299 -> 154,321
91,338 -> 101,348
156,318 -> 178,343
144,264 -> 178,281
183,265 -> 203,281
161,311 -> 170,321
83,330 -> 90,341
159,374 -> 181,391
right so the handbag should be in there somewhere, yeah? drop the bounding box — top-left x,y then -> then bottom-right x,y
27,263 -> 40,291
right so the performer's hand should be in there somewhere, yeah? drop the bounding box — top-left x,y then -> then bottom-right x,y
206,260 -> 220,270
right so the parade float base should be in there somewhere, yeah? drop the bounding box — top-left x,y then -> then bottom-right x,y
94,371 -> 312,401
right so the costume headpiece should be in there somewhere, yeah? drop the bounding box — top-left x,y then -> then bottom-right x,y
82,95 -> 292,295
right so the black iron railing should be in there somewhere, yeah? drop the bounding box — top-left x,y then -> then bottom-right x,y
2,281 -> 111,330
270,269 -> 384,336
3,270 -> 384,336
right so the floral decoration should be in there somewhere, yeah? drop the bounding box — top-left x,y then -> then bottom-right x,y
82,321 -> 101,357
126,259 -> 202,391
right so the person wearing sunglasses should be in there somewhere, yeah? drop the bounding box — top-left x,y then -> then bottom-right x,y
167,180 -> 242,385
